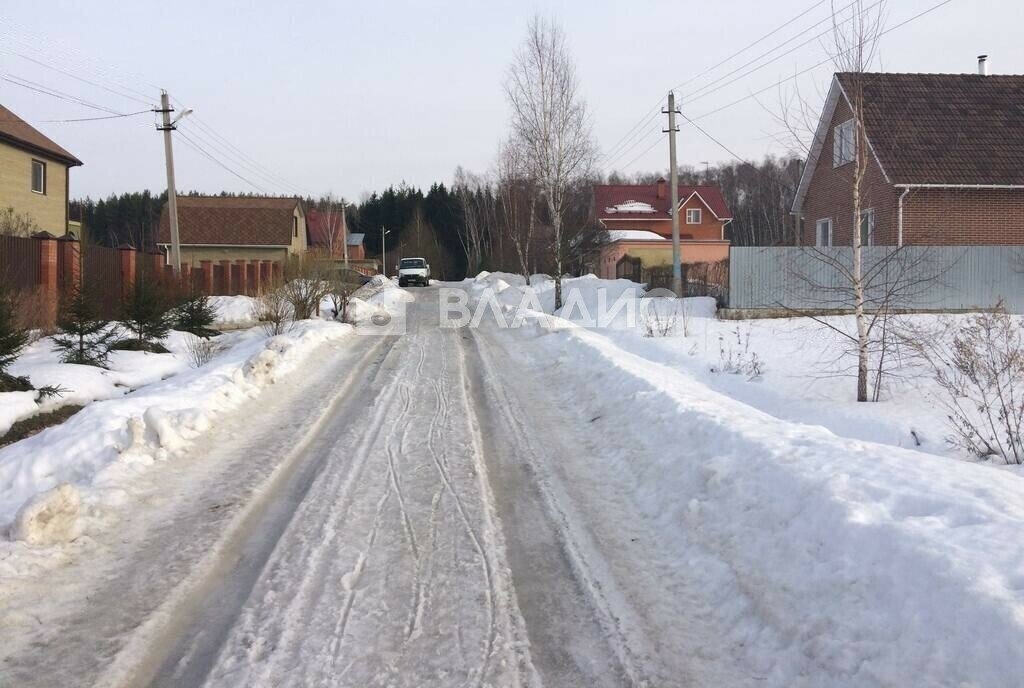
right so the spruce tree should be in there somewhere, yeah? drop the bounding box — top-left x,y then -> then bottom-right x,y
52,287 -> 117,366
174,292 -> 219,338
0,285 -> 30,391
117,278 -> 172,353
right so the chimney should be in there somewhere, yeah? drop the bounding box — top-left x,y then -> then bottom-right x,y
656,177 -> 667,199
978,55 -> 989,76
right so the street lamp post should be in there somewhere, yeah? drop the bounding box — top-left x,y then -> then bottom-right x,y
381,226 -> 391,277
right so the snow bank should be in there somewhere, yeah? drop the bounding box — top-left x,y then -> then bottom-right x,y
0,320 -> 352,536
210,295 -> 259,328
464,276 -> 1024,685
9,483 -> 82,545
347,274 -> 414,326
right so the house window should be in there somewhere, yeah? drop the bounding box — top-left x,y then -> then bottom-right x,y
833,119 -> 855,167
293,216 -> 298,238
31,159 -> 46,194
859,208 -> 875,246
685,208 -> 701,224
816,218 -> 833,247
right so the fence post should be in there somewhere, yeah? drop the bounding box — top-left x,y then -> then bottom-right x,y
119,245 -> 137,301
35,233 -> 59,327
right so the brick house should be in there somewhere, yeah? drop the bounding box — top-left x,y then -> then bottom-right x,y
156,195 -> 307,266
593,179 -> 732,279
792,68 -> 1024,247
305,208 -> 378,275
0,103 -> 83,236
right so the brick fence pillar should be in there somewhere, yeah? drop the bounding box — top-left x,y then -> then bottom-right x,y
119,246 -> 137,301
35,235 -> 59,326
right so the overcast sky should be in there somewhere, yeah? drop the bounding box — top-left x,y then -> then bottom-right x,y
2,0 -> 1021,201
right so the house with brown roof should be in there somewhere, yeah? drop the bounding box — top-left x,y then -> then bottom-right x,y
156,195 -> 307,267
0,103 -> 83,236
793,65 -> 1024,247
593,179 -> 732,280
305,208 -> 379,276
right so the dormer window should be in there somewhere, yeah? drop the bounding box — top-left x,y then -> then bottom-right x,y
833,119 -> 855,167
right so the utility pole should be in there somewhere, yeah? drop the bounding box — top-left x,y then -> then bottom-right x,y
663,90 -> 682,297
340,201 -> 349,271
155,90 -> 191,276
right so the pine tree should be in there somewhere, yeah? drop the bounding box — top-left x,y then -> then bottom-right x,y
174,292 -> 219,338
52,288 -> 117,366
0,285 -> 30,391
117,278 -> 172,353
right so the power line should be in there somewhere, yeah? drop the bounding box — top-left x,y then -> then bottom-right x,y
175,129 -> 273,194
1,73 -> 126,114
682,0 -> 882,104
615,134 -> 665,172
41,109 -> 152,123
688,0 -> 956,124
681,114 -> 752,166
600,0 -> 840,164
673,0 -> 833,91
1,49 -> 154,107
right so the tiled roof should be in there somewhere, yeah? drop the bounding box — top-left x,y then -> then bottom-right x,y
837,72 -> 1024,185
594,183 -> 732,220
157,196 -> 301,246
0,104 -> 82,166
306,209 -> 347,255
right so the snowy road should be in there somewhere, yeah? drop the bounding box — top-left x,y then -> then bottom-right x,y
8,286 -> 729,687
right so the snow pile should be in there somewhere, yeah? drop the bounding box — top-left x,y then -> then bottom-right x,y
347,274 -> 414,326
210,295 -> 259,328
606,229 -> 666,242
463,275 -> 1024,684
9,483 -> 82,545
0,320 -> 351,539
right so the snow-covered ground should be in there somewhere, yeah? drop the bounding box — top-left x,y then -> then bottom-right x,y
458,272 -> 1024,684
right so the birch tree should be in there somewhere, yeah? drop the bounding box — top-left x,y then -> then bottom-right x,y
496,137 -> 538,279
505,15 -> 596,309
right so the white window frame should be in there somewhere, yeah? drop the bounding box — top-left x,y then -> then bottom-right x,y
833,119 -> 855,168
685,208 -> 701,224
31,159 -> 46,194
859,208 -> 875,246
816,218 -> 833,247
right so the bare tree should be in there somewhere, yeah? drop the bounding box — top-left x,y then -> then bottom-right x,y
495,137 -> 538,278
317,192 -> 349,270
0,206 -> 41,237
505,15 -> 597,309
453,166 -> 494,275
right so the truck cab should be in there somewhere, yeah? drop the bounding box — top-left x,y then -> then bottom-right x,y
397,257 -> 430,287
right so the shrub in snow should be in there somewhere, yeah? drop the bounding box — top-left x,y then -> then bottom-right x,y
641,298 -> 688,338
282,257 -> 334,320
914,309 -> 1024,464
52,287 -> 118,367
114,278 -> 173,353
252,289 -> 293,337
9,483 -> 82,545
174,292 -> 220,338
185,334 -> 227,368
0,282 -> 30,392
712,325 -> 764,380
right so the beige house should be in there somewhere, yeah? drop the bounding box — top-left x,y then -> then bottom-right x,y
156,195 -> 307,266
0,103 -> 83,235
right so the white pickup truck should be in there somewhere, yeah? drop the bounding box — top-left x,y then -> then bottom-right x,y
397,257 -> 431,287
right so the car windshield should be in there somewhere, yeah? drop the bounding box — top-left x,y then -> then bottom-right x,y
400,259 -> 425,268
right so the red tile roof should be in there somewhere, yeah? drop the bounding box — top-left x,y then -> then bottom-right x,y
0,104 -> 82,166
306,209 -> 347,256
157,195 -> 302,246
837,72 -> 1024,185
594,183 -> 732,221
